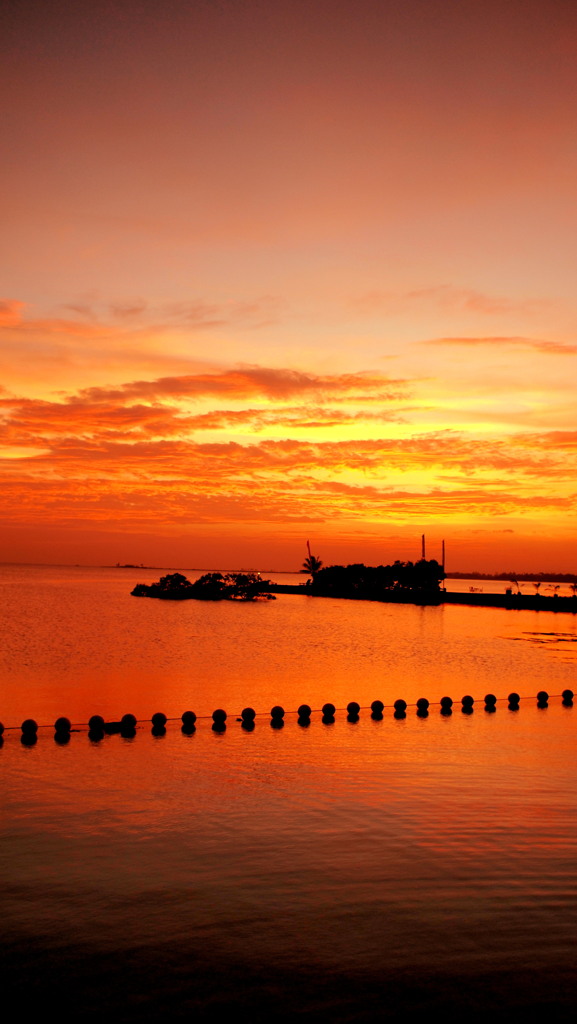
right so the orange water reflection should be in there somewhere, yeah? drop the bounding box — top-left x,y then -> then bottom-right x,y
0,566 -> 575,724
2,701 -> 577,1019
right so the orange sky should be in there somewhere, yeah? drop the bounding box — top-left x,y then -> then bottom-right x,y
1,0 -> 576,572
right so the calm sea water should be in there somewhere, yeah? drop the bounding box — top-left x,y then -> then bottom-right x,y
1,565 -> 576,1021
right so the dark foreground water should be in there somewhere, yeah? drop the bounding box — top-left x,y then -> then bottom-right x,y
1,566 -> 576,1021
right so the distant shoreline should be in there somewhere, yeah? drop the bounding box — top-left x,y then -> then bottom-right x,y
1,562 -> 576,585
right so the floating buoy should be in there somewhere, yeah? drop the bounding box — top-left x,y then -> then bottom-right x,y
151,712 -> 167,728
297,704 -> 311,725
118,713 -> 136,738
21,718 -> 38,735
418,696 -> 430,720
0,721 -> 5,736
537,690 -> 549,707
241,707 -> 256,723
322,702 -> 336,718
181,711 -> 197,731
54,717 -> 72,740
346,700 -> 360,722
461,695 -> 474,709
393,698 -> 407,720
562,689 -> 574,706
440,697 -> 453,713
88,713 -> 105,741
211,708 -> 227,732
370,700 -> 384,719
484,694 -> 497,708
270,705 -> 285,720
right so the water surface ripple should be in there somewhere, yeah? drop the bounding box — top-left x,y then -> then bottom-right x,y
1,566 -> 576,1020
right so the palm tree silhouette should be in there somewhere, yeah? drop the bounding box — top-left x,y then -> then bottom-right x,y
302,540 -> 322,577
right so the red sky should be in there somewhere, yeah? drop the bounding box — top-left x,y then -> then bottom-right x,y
1,0 -> 576,571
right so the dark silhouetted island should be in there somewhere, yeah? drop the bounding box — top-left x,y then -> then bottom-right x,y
308,558 -> 445,599
268,559 -> 577,613
132,571 -> 276,601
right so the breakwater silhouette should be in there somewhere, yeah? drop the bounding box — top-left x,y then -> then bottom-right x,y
267,584 -> 577,612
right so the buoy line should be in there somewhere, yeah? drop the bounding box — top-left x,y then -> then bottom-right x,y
0,690 -> 573,743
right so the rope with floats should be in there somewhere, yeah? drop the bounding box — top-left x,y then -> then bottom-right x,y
1,690 -> 573,744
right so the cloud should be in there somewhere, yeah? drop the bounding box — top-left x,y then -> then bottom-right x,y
163,297 -> 281,329
352,286 -> 549,318
0,299 -> 26,326
1,363 -> 575,537
108,301 -> 148,319
2,393 -> 575,486
3,296 -> 281,337
408,287 -> 548,317
78,367 -> 410,404
0,464 -> 573,533
421,336 -> 577,355
512,431 -> 577,449
470,529 -> 515,534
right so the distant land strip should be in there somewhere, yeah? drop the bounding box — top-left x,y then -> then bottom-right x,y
446,571 -> 577,583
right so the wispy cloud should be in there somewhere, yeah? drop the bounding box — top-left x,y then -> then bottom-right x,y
352,286 -> 549,318
0,300 -> 26,326
2,295 -> 283,335
421,336 -> 577,355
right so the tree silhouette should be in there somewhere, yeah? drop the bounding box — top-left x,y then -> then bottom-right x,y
310,559 -> 444,598
302,540 -> 322,576
132,571 -> 273,601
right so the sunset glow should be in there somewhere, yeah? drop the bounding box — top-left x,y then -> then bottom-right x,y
2,0 -> 576,571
